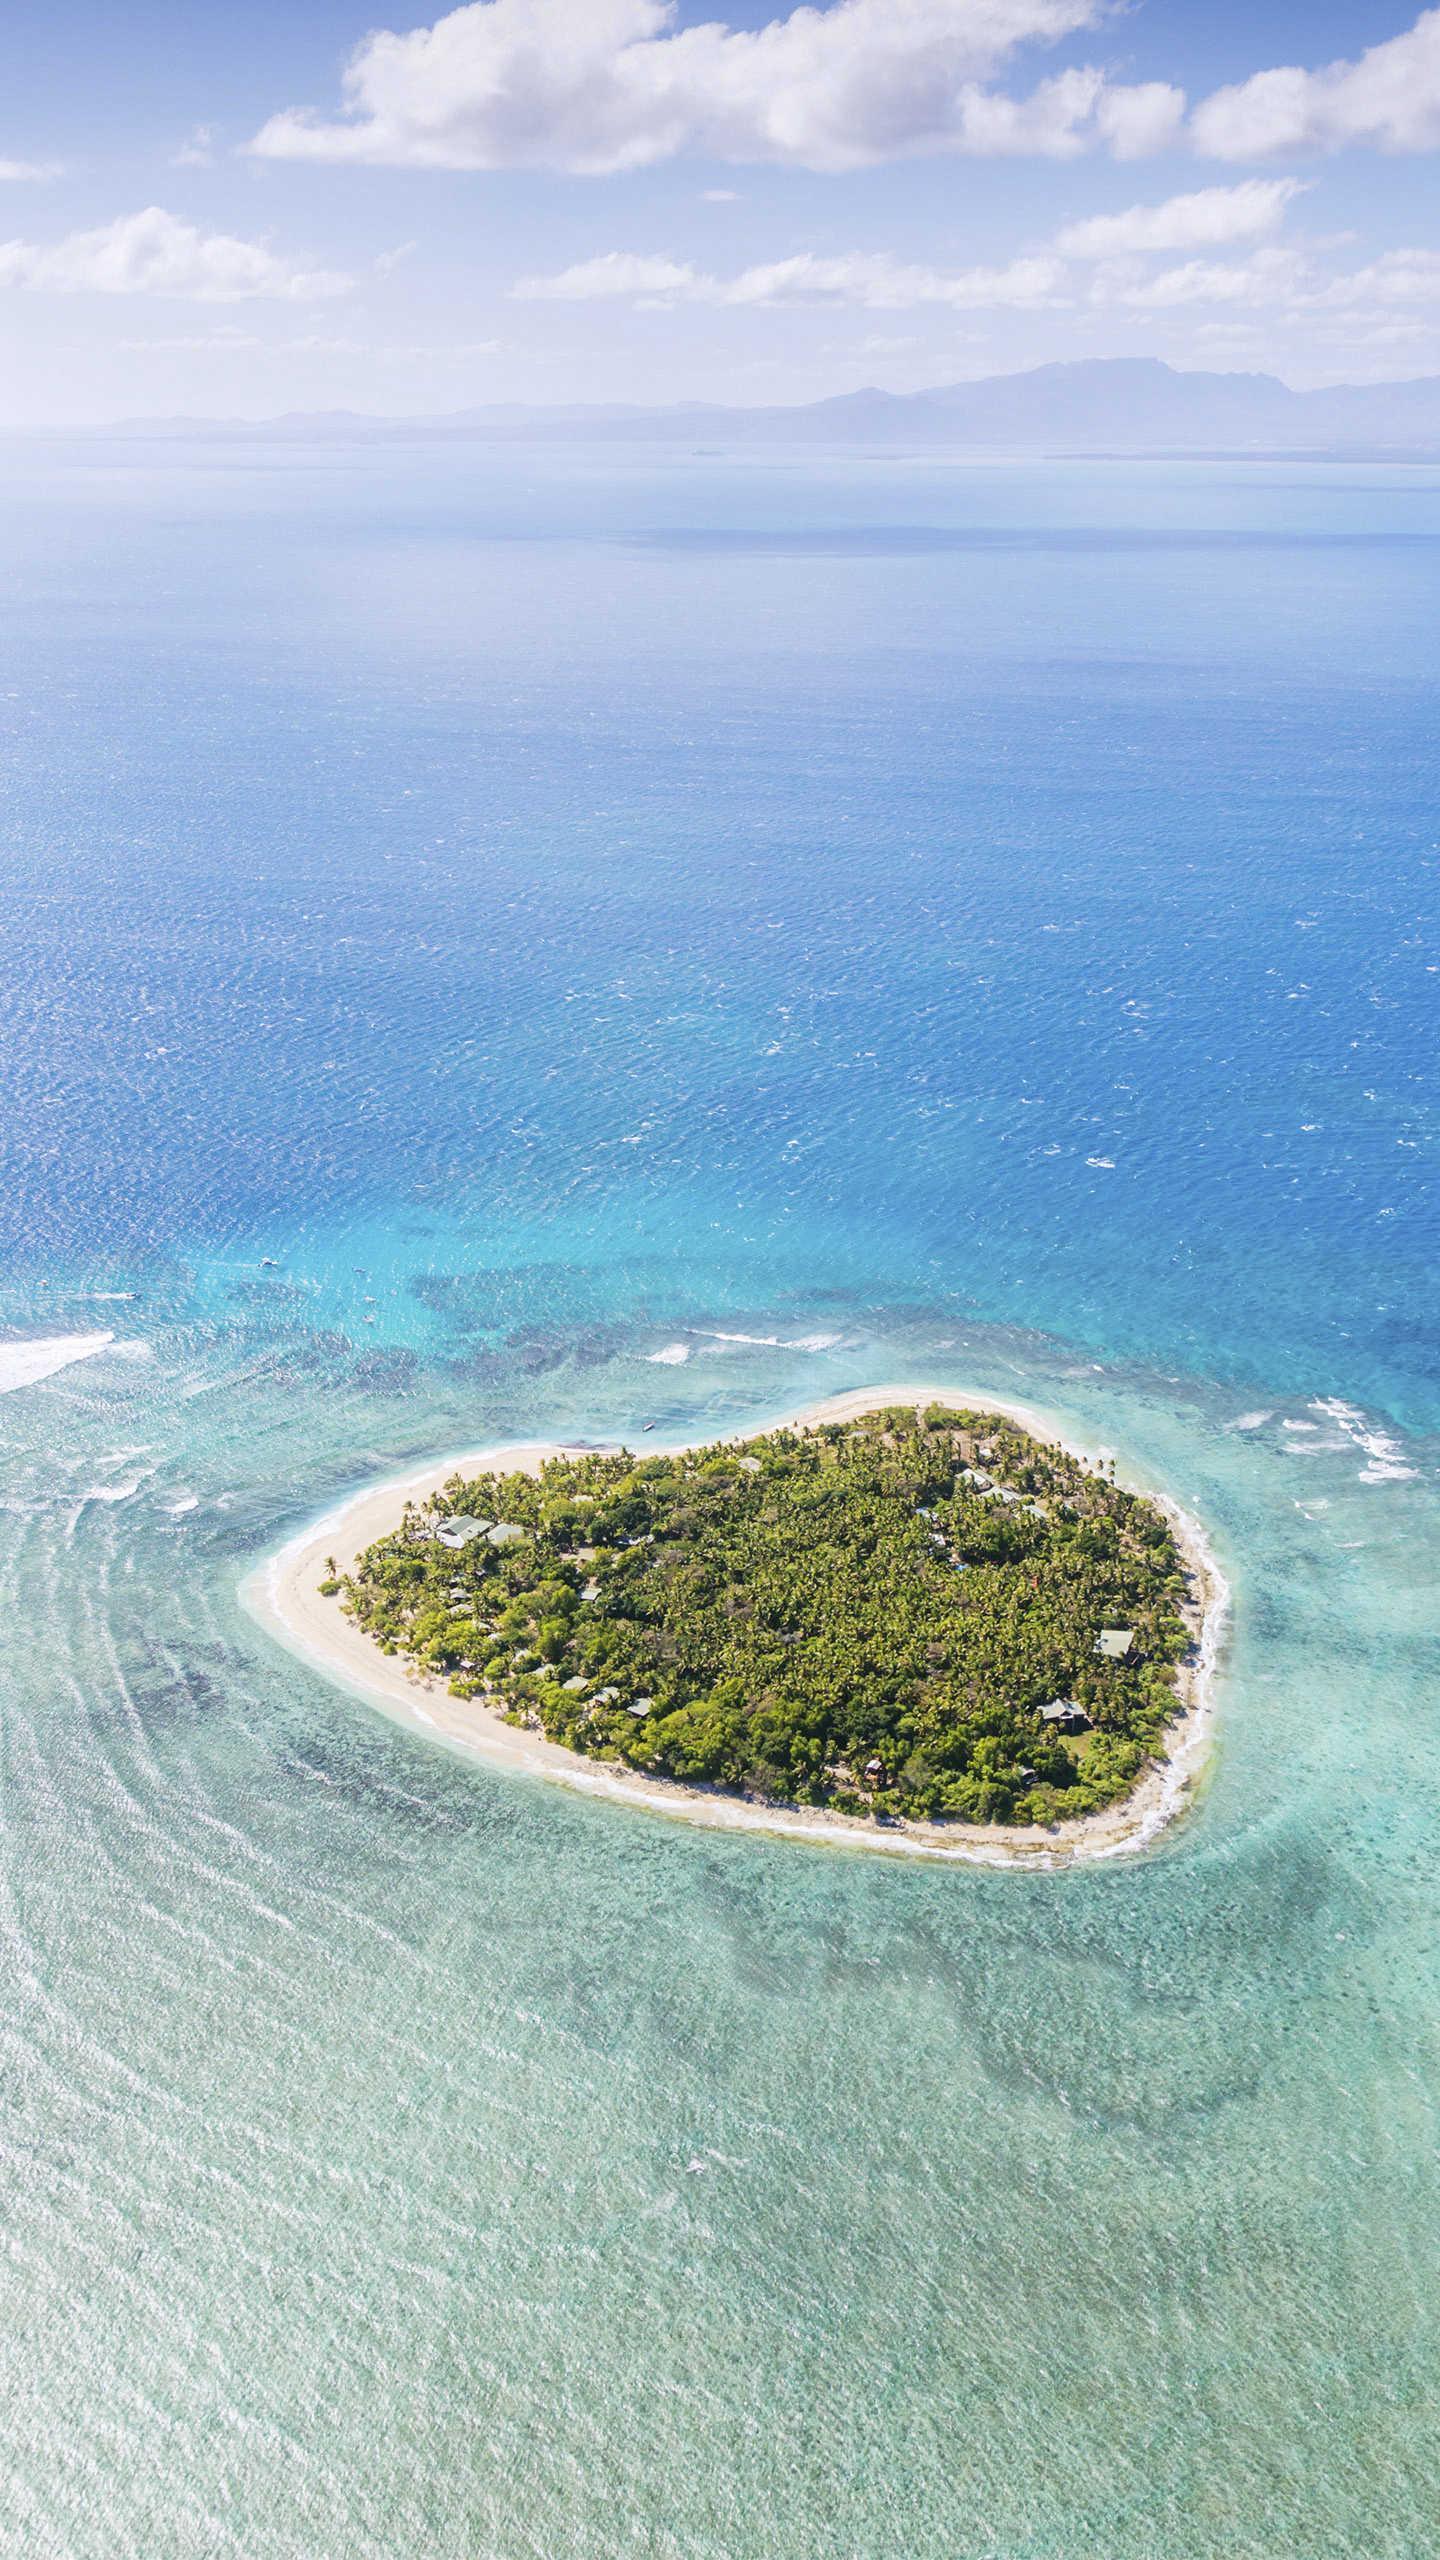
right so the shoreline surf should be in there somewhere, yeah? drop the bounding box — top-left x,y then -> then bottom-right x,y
242,1386 -> 1230,1870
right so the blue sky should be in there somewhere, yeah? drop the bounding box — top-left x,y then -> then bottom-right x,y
3,0 -> 1440,423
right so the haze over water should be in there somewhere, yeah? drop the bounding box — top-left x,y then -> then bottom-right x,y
1,440 -> 1438,2558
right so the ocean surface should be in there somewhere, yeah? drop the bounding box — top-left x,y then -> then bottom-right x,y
0,437 -> 1437,2558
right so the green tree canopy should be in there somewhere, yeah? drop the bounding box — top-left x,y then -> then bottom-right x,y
339,1407 -> 1193,1829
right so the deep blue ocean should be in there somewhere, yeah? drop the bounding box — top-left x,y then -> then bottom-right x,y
0,439 -> 1437,2558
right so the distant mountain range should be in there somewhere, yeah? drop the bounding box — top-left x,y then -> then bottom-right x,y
101,359 -> 1440,456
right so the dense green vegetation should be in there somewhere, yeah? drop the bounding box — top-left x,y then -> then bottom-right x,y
339,1407 -> 1195,1827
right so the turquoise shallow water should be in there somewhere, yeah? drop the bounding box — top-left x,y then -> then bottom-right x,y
0,444 -> 1438,2557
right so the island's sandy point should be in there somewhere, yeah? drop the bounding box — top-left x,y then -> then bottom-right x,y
243,1385 -> 1229,1870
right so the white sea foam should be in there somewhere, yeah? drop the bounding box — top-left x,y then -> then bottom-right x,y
0,1333 -> 113,1395
701,1328 -> 844,1354
164,1494 -> 200,1517
645,1343 -> 690,1366
1230,1412 -> 1273,1431
1309,1397 -> 1419,1483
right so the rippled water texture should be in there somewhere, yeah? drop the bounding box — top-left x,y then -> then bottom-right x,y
0,443 -> 1437,2557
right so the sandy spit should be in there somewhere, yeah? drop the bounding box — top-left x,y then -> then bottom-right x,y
241,1386 -> 1230,1871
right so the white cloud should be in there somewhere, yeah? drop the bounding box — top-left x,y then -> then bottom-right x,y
118,328 -> 504,358
1192,8 -> 1440,158
375,337 -> 505,356
728,250 -> 1066,307
1057,179 -> 1305,261
1083,238 -> 1440,329
0,208 -> 352,301
1098,246 -> 1307,310
1313,249 -> 1440,308
520,219 -> 1440,337
119,325 -> 263,351
0,158 -> 63,182
171,126 -> 215,169
517,250 -> 700,299
1090,80 -> 1187,161
515,246 -> 1067,308
249,0 -> 1181,174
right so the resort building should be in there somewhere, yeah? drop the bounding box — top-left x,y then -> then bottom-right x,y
434,1517 -> 491,1551
1038,1699 -> 1091,1733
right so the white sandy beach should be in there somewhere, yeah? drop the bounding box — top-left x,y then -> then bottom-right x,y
243,1386 -> 1229,1870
